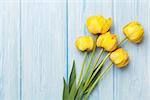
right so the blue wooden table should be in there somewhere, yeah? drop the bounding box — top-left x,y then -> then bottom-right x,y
0,0 -> 149,100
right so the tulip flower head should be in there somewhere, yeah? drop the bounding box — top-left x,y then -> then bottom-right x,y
110,48 -> 129,68
123,21 -> 144,43
96,32 -> 118,51
75,36 -> 95,51
86,16 -> 112,34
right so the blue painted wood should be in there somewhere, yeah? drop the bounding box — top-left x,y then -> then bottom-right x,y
21,1 -> 66,100
0,0 -> 149,100
114,0 -> 149,100
0,1 -> 20,100
68,0 -> 114,100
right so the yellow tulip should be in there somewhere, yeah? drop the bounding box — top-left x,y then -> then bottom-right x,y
96,32 -> 118,51
86,16 -> 112,34
75,36 -> 95,51
110,48 -> 129,68
123,21 -> 144,43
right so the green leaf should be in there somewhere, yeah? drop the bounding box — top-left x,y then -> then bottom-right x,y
63,78 -> 69,100
68,81 -> 76,100
66,60 -> 76,100
69,60 -> 76,92
84,62 -> 104,94
75,80 -> 85,100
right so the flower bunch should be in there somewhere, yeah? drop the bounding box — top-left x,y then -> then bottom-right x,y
63,15 -> 144,100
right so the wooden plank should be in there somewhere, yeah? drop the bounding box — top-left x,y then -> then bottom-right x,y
147,0 -> 150,99
113,0 -> 149,100
0,1 -> 20,100
136,0 -> 149,99
21,1 -> 66,100
68,0 -> 113,99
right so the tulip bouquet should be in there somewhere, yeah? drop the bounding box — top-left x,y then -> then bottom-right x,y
63,16 -> 144,100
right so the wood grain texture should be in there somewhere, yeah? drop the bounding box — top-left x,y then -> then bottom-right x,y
0,1 -> 20,100
0,0 -> 149,100
113,0 -> 149,100
68,0 -> 113,100
21,1 -> 66,100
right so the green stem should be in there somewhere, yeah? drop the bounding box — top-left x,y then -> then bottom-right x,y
76,48 -> 95,99
83,37 -> 127,99
118,37 -> 127,45
83,49 -> 104,90
84,52 -> 110,90
78,52 -> 88,85
82,47 -> 96,82
84,62 -> 113,99
85,36 -> 127,88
